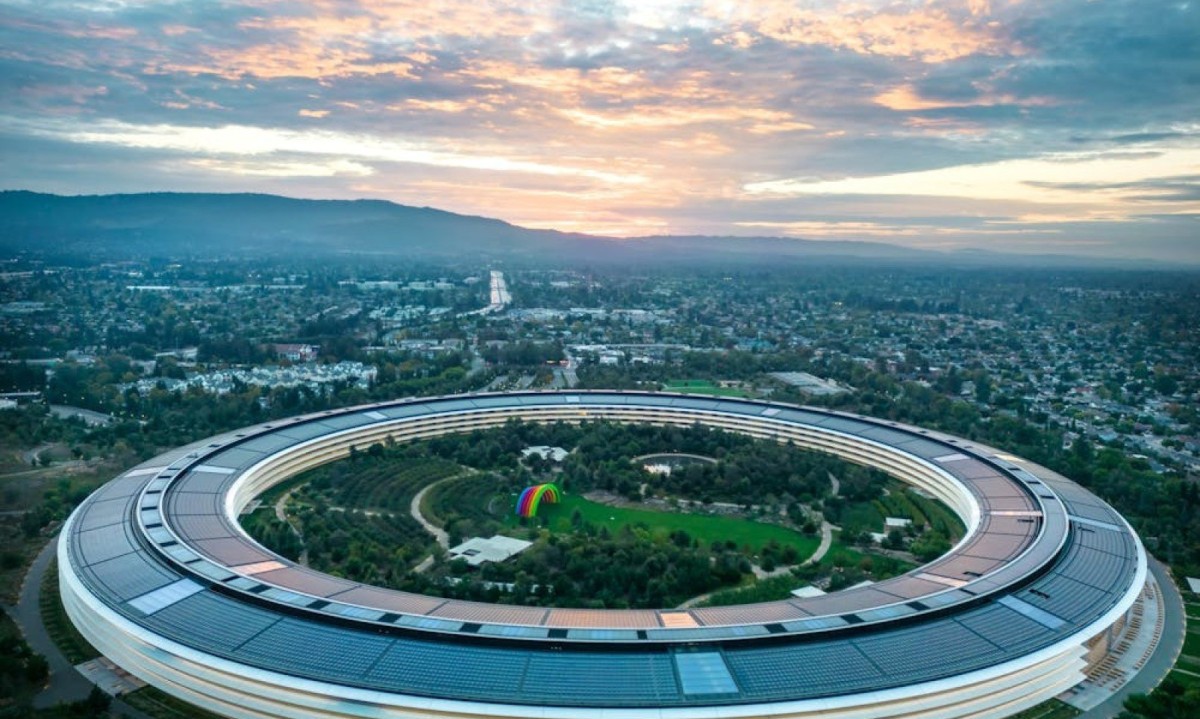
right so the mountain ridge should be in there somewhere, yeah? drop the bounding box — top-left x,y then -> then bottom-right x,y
0,190 -> 1171,268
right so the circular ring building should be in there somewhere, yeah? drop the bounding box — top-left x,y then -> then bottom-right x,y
60,391 -> 1148,719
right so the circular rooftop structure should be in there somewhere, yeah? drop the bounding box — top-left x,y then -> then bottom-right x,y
60,391 -> 1147,719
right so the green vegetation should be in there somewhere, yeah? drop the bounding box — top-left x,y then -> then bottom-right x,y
1183,629 -> 1200,658
242,419 -> 951,610
662,379 -> 754,398
1176,654 -> 1200,673
242,451 -> 466,585
1165,671 -> 1198,690
38,558 -> 100,665
1007,699 -> 1081,719
410,523 -> 757,609
1120,675 -> 1200,718
1,607 -> 113,716
697,573 -> 804,607
301,451 -> 463,512
422,471 -> 500,544
0,612 -> 49,709
532,494 -> 819,558
122,686 -> 225,719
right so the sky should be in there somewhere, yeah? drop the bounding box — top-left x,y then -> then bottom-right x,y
1,0 -> 1198,262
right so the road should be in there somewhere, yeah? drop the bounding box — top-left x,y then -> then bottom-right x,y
1077,557 -> 1188,718
561,353 -> 579,388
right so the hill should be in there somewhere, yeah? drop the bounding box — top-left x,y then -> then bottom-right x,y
0,191 -> 1157,267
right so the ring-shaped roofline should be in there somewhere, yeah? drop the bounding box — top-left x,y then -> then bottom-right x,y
60,391 -> 1147,717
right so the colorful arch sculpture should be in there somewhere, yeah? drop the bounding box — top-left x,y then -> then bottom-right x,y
516,482 -> 561,518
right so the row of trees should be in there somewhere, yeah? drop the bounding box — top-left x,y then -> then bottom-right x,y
404,523 -> 752,609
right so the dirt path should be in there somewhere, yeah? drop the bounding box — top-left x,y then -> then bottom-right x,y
274,487 -> 308,565
411,481 -> 451,550
409,471 -> 481,571
20,443 -> 54,466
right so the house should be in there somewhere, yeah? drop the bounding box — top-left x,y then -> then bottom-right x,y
272,343 -> 318,362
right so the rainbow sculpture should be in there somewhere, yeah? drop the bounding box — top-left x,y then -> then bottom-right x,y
516,483 -> 561,518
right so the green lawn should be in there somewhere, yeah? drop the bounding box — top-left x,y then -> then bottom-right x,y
661,380 -> 755,398
822,533 -> 871,567
515,494 -> 820,558
1184,601 -> 1200,620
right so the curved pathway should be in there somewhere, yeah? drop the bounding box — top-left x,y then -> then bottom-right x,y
5,537 -> 152,718
5,537 -> 93,707
677,522 -> 834,608
803,521 -> 835,566
1076,557 -> 1187,718
409,472 -> 481,571
273,487 -> 308,565
410,480 -> 451,551
631,452 -> 717,464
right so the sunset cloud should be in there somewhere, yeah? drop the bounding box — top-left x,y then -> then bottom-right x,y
0,0 -> 1196,260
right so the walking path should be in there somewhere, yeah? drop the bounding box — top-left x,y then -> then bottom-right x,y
4,537 -> 94,708
677,522 -> 834,608
409,472 -> 480,571
410,481 -> 451,550
1072,557 -> 1187,718
804,522 -> 835,566
274,486 -> 308,565
5,537 -> 154,718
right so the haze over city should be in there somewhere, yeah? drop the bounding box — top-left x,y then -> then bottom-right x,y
2,0 -> 1198,262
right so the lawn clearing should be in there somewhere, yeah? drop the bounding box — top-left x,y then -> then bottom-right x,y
513,494 -> 820,558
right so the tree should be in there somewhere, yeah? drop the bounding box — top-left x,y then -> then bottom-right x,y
1119,676 -> 1200,719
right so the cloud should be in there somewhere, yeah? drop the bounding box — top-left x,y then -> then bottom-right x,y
744,147 -> 1200,208
0,0 -> 1197,261
873,83 -> 1055,111
5,116 -> 647,184
704,1 -> 1020,63
186,157 -> 375,177
733,218 -> 1063,238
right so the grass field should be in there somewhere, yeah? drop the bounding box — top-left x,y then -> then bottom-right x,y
1184,601 -> 1200,619
661,379 -> 755,398
513,494 -> 820,557
821,533 -> 871,567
